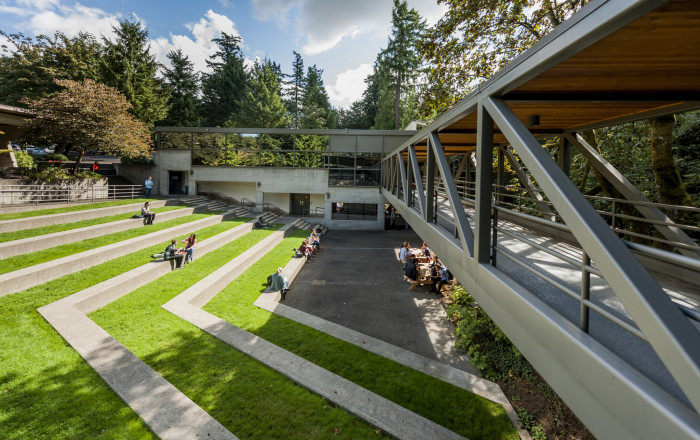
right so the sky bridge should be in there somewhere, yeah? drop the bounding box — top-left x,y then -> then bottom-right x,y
380,1 -> 700,438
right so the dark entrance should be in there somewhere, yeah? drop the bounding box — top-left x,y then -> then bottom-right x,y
290,193 -> 310,215
168,171 -> 185,195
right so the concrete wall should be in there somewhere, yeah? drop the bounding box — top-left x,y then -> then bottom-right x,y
264,192 -> 290,213
201,181 -> 257,203
113,164 -> 156,192
324,186 -> 385,230
153,150 -> 191,196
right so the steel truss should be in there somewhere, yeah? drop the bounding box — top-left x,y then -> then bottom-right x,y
381,99 -> 700,440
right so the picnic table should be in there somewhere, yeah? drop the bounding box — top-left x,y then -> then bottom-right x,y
407,263 -> 437,291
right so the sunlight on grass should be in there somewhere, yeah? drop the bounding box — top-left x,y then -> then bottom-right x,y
0,212 -> 222,275
90,226 -> 385,439
204,231 -> 520,440
0,219 -> 246,440
0,199 -> 154,221
0,206 -> 185,243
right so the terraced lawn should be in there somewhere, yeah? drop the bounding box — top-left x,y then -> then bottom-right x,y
0,205 -> 185,243
90,228 -> 386,440
0,199 -> 155,220
0,218 -> 248,440
203,234 -> 519,440
0,211 -> 224,275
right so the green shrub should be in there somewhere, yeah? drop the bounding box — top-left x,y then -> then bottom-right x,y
446,284 -> 533,381
24,166 -> 100,182
45,153 -> 69,161
14,150 -> 37,169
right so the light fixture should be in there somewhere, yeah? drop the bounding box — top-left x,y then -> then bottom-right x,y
326,192 -> 330,199
526,114 -> 540,128
257,182 -> 261,187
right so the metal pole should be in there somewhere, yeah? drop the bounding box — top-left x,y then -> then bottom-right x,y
491,208 -> 499,266
581,251 -> 591,333
611,199 -> 617,235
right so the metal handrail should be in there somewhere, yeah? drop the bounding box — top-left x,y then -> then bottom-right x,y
0,183 -> 142,205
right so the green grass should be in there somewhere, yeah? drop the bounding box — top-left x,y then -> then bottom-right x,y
90,226 -> 386,440
0,205 -> 185,243
0,199 -> 156,221
201,231 -> 519,440
0,212 -> 225,275
0,218 -> 247,440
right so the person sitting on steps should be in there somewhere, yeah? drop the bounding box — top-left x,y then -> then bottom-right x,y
164,239 -> 185,270
255,216 -> 273,229
141,202 -> 155,225
269,267 -> 289,300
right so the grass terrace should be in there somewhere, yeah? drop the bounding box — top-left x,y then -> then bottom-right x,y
0,211 -> 224,274
0,199 -> 157,220
0,205 -> 184,243
0,217 -> 249,439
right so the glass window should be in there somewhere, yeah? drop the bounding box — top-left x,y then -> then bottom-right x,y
331,202 -> 378,220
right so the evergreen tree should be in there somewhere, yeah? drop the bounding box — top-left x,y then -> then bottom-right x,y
377,0 -> 425,129
100,18 -> 170,126
200,32 -> 248,126
285,51 -> 305,128
300,65 -> 334,129
228,59 -> 289,128
159,49 -> 200,126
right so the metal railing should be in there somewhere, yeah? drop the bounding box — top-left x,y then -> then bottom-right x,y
0,184 -> 143,205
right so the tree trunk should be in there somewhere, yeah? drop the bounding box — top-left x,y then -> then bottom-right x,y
580,130 -> 651,243
395,71 -> 401,130
650,115 -> 692,211
72,149 -> 84,175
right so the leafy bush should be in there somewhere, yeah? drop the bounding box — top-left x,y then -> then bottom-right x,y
446,284 -> 533,381
24,166 -> 101,182
45,153 -> 69,161
14,150 -> 37,169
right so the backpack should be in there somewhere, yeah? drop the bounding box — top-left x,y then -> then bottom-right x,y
445,269 -> 454,280
267,274 -> 273,286
293,248 -> 304,258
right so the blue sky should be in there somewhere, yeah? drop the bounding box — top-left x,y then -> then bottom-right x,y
0,0 -> 447,108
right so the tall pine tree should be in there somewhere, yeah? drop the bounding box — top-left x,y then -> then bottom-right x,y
228,59 -> 289,128
300,65 -> 335,129
285,51 -> 305,129
377,0 -> 424,129
101,18 -> 170,126
200,32 -> 248,126
159,49 -> 200,126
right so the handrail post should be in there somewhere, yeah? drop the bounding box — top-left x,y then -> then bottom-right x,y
611,199 -> 617,235
491,207 -> 499,266
581,251 -> 591,333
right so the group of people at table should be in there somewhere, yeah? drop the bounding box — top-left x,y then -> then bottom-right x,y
400,241 -> 451,293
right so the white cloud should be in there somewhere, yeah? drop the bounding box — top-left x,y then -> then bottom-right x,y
250,0 -> 446,56
327,63 -> 373,108
26,4 -> 121,38
151,10 -> 242,74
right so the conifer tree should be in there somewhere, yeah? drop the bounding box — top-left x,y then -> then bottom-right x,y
159,49 -> 200,126
200,32 -> 248,126
100,18 -> 170,126
229,59 -> 289,128
285,51 -> 305,128
378,0 -> 425,129
300,65 -> 335,129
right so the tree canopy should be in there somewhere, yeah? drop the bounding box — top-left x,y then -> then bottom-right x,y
101,18 -> 170,126
158,49 -> 201,127
419,0 -> 588,115
21,79 -> 152,172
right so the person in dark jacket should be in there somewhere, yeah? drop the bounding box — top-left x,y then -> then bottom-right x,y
164,239 -> 185,270
404,254 -> 418,281
269,267 -> 289,300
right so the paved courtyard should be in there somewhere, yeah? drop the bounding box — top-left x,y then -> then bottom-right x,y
284,228 -> 478,376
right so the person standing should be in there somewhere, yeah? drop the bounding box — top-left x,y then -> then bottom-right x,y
144,176 -> 154,198
390,208 -> 396,229
91,161 -> 100,172
181,233 -> 196,263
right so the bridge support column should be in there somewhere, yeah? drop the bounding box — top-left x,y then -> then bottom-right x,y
475,102 -> 494,264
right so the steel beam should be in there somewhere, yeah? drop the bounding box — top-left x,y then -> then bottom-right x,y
566,133 -> 700,259
503,146 -> 556,219
397,152 -> 408,204
408,145 -> 425,214
475,103 -> 495,264
485,96 -> 700,415
429,133 -> 474,256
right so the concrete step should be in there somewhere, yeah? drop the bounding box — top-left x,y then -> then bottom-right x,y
0,200 -> 169,233
0,207 -> 199,259
0,207 -> 241,297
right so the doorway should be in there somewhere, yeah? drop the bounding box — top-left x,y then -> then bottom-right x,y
290,193 -> 310,215
168,171 -> 185,195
